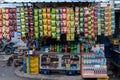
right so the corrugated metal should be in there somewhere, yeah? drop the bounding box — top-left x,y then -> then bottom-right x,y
3,0 -> 109,2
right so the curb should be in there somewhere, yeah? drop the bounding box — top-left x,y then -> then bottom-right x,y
15,66 -> 83,80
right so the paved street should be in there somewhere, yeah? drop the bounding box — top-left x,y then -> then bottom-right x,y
0,61 -> 34,80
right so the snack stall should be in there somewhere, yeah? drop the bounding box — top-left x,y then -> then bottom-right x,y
0,0 -> 116,79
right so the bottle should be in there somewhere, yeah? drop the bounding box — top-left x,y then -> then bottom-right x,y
77,43 -> 80,53
68,42 -> 71,53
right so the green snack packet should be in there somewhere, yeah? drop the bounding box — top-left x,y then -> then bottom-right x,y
51,27 -> 56,32
51,20 -> 56,26
51,8 -> 56,14
52,32 -> 56,38
51,14 -> 56,20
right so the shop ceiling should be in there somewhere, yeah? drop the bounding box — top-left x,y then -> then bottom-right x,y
0,0 -> 109,3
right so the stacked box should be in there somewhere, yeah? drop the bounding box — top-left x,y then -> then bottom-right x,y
26,57 -> 39,74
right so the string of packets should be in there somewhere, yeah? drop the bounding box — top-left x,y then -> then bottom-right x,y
0,6 -> 115,41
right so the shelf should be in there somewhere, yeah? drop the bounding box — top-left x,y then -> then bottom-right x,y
82,74 -> 108,78
40,68 -> 80,71
39,51 -> 80,55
